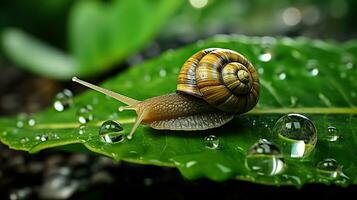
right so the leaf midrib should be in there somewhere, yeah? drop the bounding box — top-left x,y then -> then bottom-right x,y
29,107 -> 357,129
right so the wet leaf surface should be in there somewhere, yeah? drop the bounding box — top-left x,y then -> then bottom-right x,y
1,35 -> 357,186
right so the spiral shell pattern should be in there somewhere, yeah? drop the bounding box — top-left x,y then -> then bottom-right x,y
177,48 -> 260,114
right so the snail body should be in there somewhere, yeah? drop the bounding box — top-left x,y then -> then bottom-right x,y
72,48 -> 260,139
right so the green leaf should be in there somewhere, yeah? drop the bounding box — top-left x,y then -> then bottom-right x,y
69,0 -> 182,76
1,35 -> 357,186
1,0 -> 181,79
1,28 -> 77,79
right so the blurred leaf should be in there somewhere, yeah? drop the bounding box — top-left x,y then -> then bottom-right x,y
1,28 -> 76,79
1,0 -> 181,79
1,35 -> 357,186
69,0 -> 182,76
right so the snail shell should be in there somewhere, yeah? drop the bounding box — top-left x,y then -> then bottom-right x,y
177,48 -> 260,114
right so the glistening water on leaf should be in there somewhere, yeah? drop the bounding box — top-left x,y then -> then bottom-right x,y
0,35 -> 357,186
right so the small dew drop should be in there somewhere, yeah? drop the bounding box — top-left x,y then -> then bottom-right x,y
272,114 -> 317,159
257,68 -> 264,75
40,135 -> 48,142
99,120 -> 125,144
316,158 -> 341,179
16,114 -> 27,128
324,126 -> 340,142
245,139 -> 285,176
35,135 -> 48,142
144,74 -> 151,82
16,121 -> 24,128
290,96 -> 298,107
20,137 -> 29,144
53,89 -> 73,112
189,0 -> 208,9
309,68 -> 319,76
159,69 -> 167,77
278,72 -> 286,80
252,120 -> 256,126
79,125 -> 86,135
78,105 -> 93,124
259,52 -> 272,62
28,118 -> 36,127
204,135 -> 219,149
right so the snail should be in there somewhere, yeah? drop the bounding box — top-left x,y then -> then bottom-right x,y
72,48 -> 260,139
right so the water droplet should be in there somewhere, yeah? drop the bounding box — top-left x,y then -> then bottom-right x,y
245,139 -> 285,176
309,68 -> 319,76
290,96 -> 298,107
204,135 -> 219,149
78,125 -> 86,135
35,135 -> 48,142
272,114 -> 317,158
16,114 -> 27,128
9,187 -> 33,200
28,118 -> 36,127
159,68 -> 167,77
278,72 -> 286,80
252,120 -> 256,126
40,135 -> 48,141
99,120 -> 125,144
257,68 -> 264,75
340,72 -> 347,79
53,89 -> 73,112
259,52 -> 272,62
20,137 -> 29,144
324,126 -> 340,142
341,54 -> 354,69
78,105 -> 93,124
144,74 -> 151,82
316,158 -> 341,179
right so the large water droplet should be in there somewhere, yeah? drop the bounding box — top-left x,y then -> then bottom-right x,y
78,105 -> 93,124
245,139 -> 285,176
204,135 -> 219,149
272,114 -> 317,158
99,120 -> 125,144
323,126 -> 340,142
53,89 -> 73,112
316,158 -> 341,179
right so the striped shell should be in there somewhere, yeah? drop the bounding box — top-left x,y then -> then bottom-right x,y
177,48 -> 260,114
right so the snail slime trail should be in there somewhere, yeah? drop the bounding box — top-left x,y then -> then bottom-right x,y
72,48 -> 260,139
